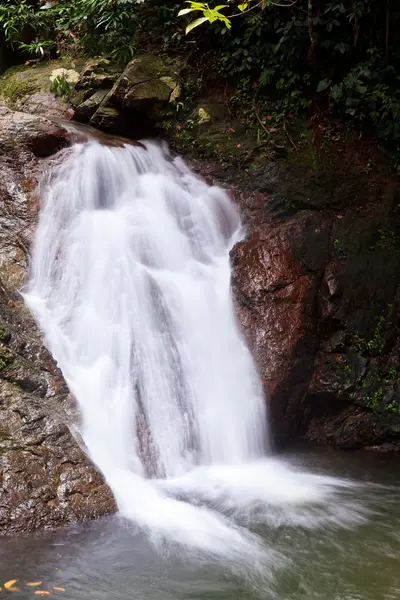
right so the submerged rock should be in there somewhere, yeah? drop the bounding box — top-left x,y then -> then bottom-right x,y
0,107 -> 116,534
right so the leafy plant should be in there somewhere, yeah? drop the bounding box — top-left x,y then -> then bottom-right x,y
50,74 -> 71,99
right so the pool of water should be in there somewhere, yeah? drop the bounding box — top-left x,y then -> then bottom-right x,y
1,447 -> 399,600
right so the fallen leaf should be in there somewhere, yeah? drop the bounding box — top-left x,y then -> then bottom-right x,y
5,580 -> 18,589
266,115 -> 273,121
53,587 -> 65,592
27,582 -> 43,587
336,215 -> 344,219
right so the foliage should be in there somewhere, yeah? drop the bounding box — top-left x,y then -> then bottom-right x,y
0,346 -> 12,370
50,74 -> 71,99
351,313 -> 388,357
1,0 -> 400,151
0,0 -> 54,54
41,0 -> 141,63
178,0 -> 294,34
178,0 -> 400,152
0,0 -> 141,63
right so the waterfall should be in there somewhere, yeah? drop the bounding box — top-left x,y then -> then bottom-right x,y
24,139 -> 364,576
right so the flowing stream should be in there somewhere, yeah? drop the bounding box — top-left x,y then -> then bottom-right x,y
21,138 -> 398,594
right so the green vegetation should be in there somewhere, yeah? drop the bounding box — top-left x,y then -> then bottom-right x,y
50,74 -> 71,99
0,345 -> 13,370
1,0 -> 399,156
0,65 -> 39,106
351,313 -> 388,357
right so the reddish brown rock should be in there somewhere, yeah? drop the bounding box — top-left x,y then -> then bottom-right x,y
225,162 -> 400,451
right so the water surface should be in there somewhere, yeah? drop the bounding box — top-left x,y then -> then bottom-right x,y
1,447 -> 399,600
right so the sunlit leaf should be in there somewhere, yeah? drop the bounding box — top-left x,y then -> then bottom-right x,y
27,582 -> 44,587
53,588 -> 65,592
178,7 -> 193,14
238,3 -> 248,11
186,17 -> 209,33
5,580 -> 18,589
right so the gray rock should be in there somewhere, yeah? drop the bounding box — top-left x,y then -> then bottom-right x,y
0,107 -> 116,534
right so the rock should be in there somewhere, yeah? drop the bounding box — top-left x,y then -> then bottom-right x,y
50,68 -> 80,85
73,89 -> 109,122
90,55 -> 181,136
70,58 -> 121,118
231,209 -> 332,443
18,92 -> 70,119
0,105 -> 69,156
75,57 -> 120,91
0,108 -> 116,533
0,60 -> 85,118
195,157 -> 400,451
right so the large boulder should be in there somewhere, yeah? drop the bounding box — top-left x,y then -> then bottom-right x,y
0,106 -> 116,533
89,55 -> 181,136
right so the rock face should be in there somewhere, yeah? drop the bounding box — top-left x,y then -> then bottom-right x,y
87,55 -> 181,136
227,163 -> 400,451
0,106 -> 116,533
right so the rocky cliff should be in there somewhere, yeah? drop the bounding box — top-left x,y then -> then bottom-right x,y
213,162 -> 400,451
0,107 -> 116,533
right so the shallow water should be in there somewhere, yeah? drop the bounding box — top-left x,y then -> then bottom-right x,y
1,447 -> 399,600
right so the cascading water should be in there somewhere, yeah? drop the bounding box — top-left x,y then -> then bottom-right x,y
24,138 -> 366,580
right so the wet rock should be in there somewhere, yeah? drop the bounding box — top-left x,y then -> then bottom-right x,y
223,161 -> 400,451
19,92 -> 70,119
0,108 -> 116,533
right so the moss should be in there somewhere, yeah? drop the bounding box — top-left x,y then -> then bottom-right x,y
0,59 -> 83,107
0,345 -> 13,370
0,65 -> 39,107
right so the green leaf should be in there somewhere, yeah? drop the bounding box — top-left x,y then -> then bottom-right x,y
331,84 -> 343,103
178,8 -> 194,15
238,3 -> 248,11
316,78 -> 331,93
186,16 -> 209,33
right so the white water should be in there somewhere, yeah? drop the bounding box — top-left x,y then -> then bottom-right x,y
24,140 -> 366,579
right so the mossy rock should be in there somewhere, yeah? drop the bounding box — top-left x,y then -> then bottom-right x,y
0,58 -> 85,108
